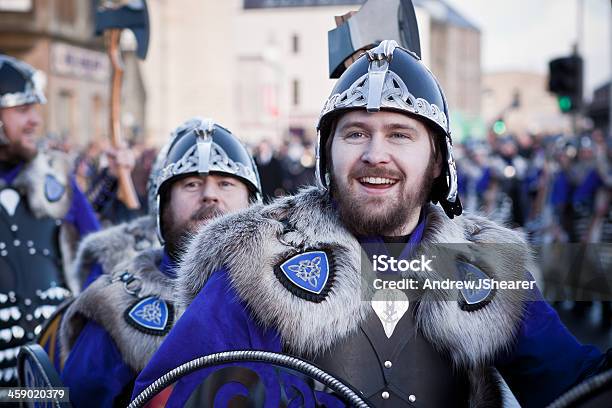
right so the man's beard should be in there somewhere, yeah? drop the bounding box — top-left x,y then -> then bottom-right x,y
330,157 -> 436,237
0,139 -> 37,164
161,203 -> 224,260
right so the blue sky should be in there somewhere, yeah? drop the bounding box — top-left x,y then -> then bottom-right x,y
445,0 -> 610,98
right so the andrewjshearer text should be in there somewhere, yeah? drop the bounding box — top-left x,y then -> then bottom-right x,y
373,278 -> 537,291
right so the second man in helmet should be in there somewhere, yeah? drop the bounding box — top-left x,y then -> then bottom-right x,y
57,118 -> 261,407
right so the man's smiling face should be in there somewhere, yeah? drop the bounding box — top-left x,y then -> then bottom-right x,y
0,103 -> 41,162
329,110 -> 440,236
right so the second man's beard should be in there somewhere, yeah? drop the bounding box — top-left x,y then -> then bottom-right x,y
162,203 -> 224,261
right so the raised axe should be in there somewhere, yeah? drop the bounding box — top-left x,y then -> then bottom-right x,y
95,0 -> 150,209
328,0 -> 421,78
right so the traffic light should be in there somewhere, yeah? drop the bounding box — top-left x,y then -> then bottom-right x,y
493,118 -> 506,135
548,55 -> 583,113
557,95 -> 573,112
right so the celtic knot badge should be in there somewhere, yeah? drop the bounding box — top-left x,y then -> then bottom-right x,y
276,250 -> 332,301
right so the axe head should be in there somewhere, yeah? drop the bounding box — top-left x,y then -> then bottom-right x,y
95,0 -> 150,59
328,0 -> 421,78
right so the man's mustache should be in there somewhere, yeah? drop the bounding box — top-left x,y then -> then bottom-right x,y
191,204 -> 224,222
349,165 -> 404,181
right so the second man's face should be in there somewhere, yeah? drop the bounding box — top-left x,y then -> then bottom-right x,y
168,174 -> 250,233
162,174 -> 250,257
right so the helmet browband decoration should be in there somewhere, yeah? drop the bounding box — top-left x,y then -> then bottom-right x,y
316,40 -> 462,218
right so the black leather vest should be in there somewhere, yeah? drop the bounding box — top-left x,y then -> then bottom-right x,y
0,186 -> 70,386
306,304 -> 470,407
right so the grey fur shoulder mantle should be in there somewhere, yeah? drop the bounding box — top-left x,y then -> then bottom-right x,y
65,215 -> 159,294
7,150 -> 73,219
177,187 -> 533,369
59,248 -> 178,372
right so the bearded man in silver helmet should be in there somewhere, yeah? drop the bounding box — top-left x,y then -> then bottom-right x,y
0,55 -> 102,388
133,42 -> 611,408
54,118 -> 261,407
34,127 -> 170,375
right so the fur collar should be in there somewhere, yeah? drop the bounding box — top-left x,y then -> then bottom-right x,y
60,248 -> 177,372
177,187 -> 532,369
11,150 -> 73,219
65,215 -> 159,294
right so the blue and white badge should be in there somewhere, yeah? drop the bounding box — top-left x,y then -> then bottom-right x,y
125,296 -> 173,335
456,261 -> 493,310
44,174 -> 65,203
276,250 -> 333,302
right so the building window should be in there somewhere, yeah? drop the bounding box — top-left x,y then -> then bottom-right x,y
292,79 -> 300,106
292,33 -> 299,54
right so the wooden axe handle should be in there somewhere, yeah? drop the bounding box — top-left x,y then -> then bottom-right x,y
106,28 -> 140,210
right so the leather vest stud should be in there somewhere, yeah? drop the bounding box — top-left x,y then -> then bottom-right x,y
0,186 -> 70,386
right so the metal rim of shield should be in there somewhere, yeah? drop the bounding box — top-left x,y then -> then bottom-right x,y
129,350 -> 372,408
17,343 -> 72,408
546,367 -> 612,408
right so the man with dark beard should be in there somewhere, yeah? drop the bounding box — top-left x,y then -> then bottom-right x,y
0,55 -> 100,387
56,118 -> 261,407
328,110 -> 439,238
133,42 -> 610,408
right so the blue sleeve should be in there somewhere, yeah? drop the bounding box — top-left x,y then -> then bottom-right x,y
133,268 -> 281,405
550,171 -> 571,206
64,177 -> 100,238
61,321 -> 135,408
496,298 -> 605,407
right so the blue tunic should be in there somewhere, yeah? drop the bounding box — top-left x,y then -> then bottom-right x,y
135,269 -> 606,408
134,224 -> 607,407
133,269 -> 282,407
61,250 -> 177,408
572,167 -> 603,205
550,170 -> 571,207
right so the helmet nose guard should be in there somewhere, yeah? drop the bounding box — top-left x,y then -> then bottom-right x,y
315,40 -> 462,218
